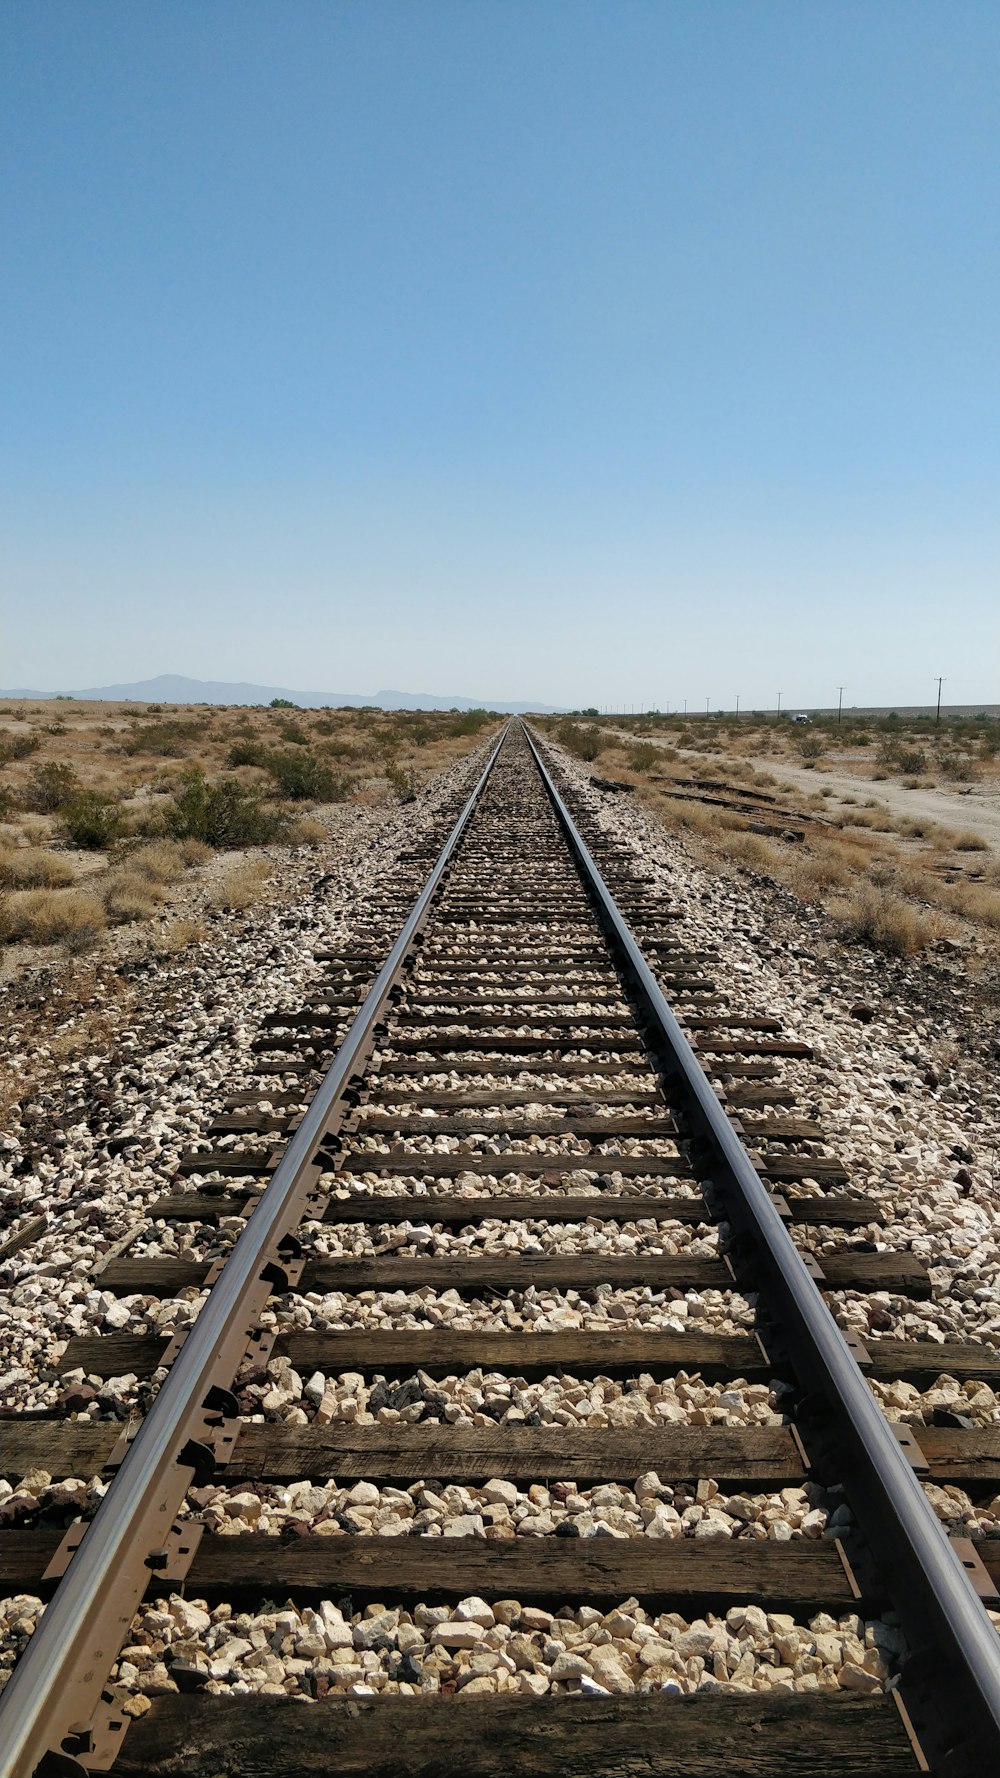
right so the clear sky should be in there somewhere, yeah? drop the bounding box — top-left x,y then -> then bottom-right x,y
2,1 -> 997,709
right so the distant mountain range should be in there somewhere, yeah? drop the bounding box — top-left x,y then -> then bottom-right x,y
0,673 -> 565,714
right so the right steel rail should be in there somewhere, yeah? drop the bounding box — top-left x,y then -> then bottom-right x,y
523,719 -> 1000,1776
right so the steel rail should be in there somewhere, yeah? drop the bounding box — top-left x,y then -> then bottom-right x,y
522,720 -> 1000,1775
0,723 -> 511,1778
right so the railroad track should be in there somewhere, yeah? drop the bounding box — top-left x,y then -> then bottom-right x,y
1,719 -> 999,1775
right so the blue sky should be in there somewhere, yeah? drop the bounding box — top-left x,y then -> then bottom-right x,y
2,1 -> 997,708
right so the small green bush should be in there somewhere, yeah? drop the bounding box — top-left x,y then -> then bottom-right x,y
59,792 -> 125,849
447,709 -> 492,737
269,697 -> 297,708
167,770 -> 289,847
227,739 -> 268,768
897,748 -> 927,774
557,721 -> 602,762
629,744 -> 659,772
265,750 -> 345,801
121,720 -> 203,756
0,732 -> 41,764
385,761 -> 416,800
23,761 -> 79,812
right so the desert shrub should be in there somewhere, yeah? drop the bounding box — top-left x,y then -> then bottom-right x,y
22,761 -> 78,812
277,720 -> 309,745
166,770 -> 288,847
385,762 -> 417,801
269,697 -> 297,708
938,752 -> 979,781
798,736 -> 825,761
0,887 -> 107,948
447,709 -> 492,737
0,847 -> 75,889
897,748 -> 927,774
951,830 -> 989,852
265,750 -> 345,801
59,792 -> 125,849
227,739 -> 269,768
834,883 -> 934,955
0,733 -> 40,763
556,722 -> 602,762
629,744 -> 659,772
122,720 -> 204,756
405,721 -> 434,745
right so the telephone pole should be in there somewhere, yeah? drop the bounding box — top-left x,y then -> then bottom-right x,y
935,677 -> 945,727
735,694 -> 740,717
837,686 -> 844,725
777,692 -> 782,716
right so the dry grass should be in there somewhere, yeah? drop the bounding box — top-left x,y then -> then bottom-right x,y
102,869 -> 165,922
720,831 -> 780,871
287,815 -> 329,845
547,722 -> 999,962
155,917 -> 209,953
0,846 -> 75,889
0,887 -> 107,948
830,883 -> 939,956
206,860 -> 273,910
937,881 -> 1000,931
0,700 -> 496,962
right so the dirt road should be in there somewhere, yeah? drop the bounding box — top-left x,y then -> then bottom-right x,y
753,758 -> 1000,850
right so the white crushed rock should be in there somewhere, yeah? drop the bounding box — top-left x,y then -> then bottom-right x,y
0,740 -> 499,1413
0,1582 -> 906,1702
543,735 -> 1000,1357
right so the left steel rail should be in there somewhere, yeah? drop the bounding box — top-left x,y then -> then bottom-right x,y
0,723 -> 510,1778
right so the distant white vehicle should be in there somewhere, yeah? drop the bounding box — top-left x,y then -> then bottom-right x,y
791,713 -> 810,724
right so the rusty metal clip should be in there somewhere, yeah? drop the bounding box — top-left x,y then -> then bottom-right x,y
102,1414 -> 142,1474
892,1422 -> 930,1474
142,1518 -> 204,1583
48,1689 -> 131,1773
842,1329 -> 873,1367
43,1521 -> 89,1583
951,1537 -> 1000,1607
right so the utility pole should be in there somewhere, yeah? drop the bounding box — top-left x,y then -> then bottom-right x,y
706,698 -> 710,717
935,677 -> 945,727
683,699 -> 687,716
777,692 -> 782,716
837,686 -> 844,725
735,694 -> 740,717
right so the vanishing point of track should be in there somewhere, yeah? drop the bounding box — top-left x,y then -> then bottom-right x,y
1,719 -> 999,1776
